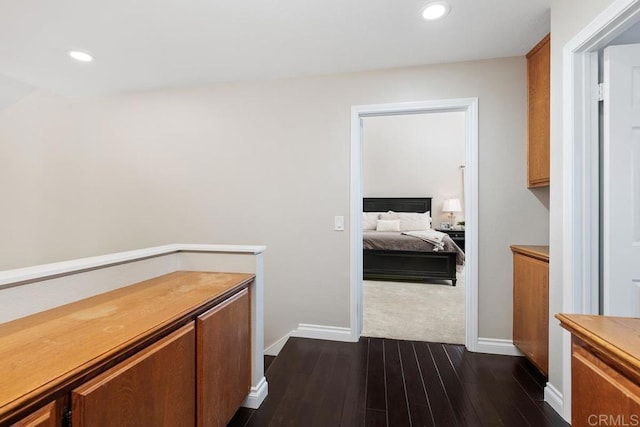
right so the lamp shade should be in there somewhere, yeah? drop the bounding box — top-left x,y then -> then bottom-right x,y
442,198 -> 462,213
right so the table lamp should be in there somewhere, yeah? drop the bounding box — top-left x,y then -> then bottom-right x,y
443,198 -> 462,228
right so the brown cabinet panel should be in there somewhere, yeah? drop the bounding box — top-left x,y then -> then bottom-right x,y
512,246 -> 549,375
10,402 -> 57,427
71,323 -> 196,427
197,288 -> 251,427
571,342 -> 640,427
527,34 -> 550,188
557,315 -> 640,427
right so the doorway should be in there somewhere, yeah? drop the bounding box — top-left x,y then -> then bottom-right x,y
562,0 -> 640,420
349,98 -> 479,350
360,112 -> 466,343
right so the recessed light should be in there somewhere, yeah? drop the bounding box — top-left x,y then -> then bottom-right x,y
421,1 -> 450,21
68,50 -> 94,63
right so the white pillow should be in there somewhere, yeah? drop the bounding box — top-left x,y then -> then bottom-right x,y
376,219 -> 401,232
379,212 -> 399,220
379,211 -> 431,231
399,212 -> 431,231
362,212 -> 383,230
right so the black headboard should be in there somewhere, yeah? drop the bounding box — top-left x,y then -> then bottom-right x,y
363,197 -> 432,213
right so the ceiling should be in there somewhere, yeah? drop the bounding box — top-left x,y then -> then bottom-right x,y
0,0 -> 550,97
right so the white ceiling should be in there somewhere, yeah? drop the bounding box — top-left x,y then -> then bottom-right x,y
0,0 -> 550,97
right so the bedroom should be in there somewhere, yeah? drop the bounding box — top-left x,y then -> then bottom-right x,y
361,112 -> 467,344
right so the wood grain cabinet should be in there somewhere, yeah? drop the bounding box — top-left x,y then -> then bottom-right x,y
0,271 -> 254,426
198,288 -> 250,427
10,402 -> 58,427
527,34 -> 550,188
557,315 -> 640,427
511,245 -> 549,376
72,323 -> 196,427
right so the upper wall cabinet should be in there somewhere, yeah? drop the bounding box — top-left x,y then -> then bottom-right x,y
526,34 -> 550,188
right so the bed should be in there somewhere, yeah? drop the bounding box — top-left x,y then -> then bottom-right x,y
362,197 -> 464,286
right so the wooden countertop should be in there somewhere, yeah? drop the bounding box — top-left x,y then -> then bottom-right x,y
0,271 -> 254,423
556,314 -> 640,381
510,245 -> 549,261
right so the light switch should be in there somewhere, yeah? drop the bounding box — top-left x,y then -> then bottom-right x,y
334,216 -> 345,231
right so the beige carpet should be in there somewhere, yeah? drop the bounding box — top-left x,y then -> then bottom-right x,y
362,272 -> 465,344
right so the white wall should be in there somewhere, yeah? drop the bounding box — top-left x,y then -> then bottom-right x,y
548,0 -> 615,402
0,56 -> 549,348
362,112 -> 466,227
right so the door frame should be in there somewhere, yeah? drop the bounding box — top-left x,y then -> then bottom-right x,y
562,0 -> 640,420
349,98 -> 479,350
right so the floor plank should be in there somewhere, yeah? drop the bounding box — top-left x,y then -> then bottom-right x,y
264,355 -> 276,372
428,342 -> 482,425
398,341 -> 434,426
445,345 -> 504,426
339,338 -> 369,427
243,339 -> 322,426
310,346 -> 352,426
366,338 -> 386,412
383,340 -> 411,426
364,409 -> 387,427
231,337 -> 569,427
289,341 -> 338,425
413,341 -> 458,426
227,407 -> 253,427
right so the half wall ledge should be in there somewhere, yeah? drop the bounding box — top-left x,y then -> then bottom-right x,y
0,243 -> 268,409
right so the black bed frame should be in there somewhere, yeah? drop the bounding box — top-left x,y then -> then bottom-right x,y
363,197 -> 457,286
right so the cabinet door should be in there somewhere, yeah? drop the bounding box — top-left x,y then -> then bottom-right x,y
197,289 -> 250,427
513,253 -> 549,375
572,342 -> 640,427
10,402 -> 57,427
527,34 -> 550,188
71,323 -> 195,427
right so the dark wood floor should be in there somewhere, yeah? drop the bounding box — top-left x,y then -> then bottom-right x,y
229,337 -> 568,426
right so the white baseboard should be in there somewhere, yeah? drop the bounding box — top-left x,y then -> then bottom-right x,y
544,382 -> 565,420
264,323 -> 354,356
264,332 -> 293,356
269,332 -> 521,359
242,376 -> 268,409
292,323 -> 353,341
474,337 -> 524,356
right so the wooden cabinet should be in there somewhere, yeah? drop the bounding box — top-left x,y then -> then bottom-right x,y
0,271 -> 254,426
198,288 -> 251,427
511,245 -> 549,375
557,315 -> 640,427
527,34 -> 550,188
10,402 -> 58,427
72,323 -> 196,427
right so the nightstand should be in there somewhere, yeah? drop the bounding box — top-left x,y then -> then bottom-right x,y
436,229 -> 465,251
